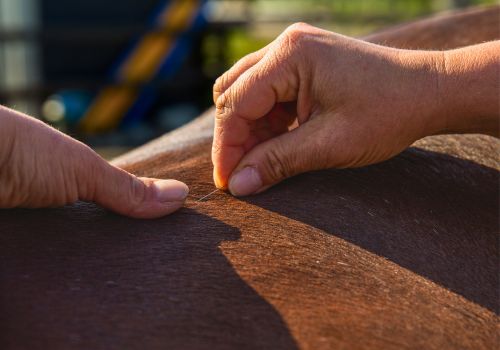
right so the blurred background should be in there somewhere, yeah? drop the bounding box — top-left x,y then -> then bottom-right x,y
0,0 -> 495,158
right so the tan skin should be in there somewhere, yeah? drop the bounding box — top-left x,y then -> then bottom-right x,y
212,23 -> 499,196
0,23 -> 498,215
0,106 -> 188,218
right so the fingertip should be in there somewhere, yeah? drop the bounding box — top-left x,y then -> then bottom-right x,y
152,179 -> 189,202
122,178 -> 189,219
154,198 -> 186,217
213,167 -> 227,190
228,166 -> 263,197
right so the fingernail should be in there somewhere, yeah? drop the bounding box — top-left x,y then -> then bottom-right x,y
213,167 -> 226,189
153,179 -> 189,202
228,167 -> 262,197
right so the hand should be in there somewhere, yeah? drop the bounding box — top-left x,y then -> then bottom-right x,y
0,106 -> 188,218
212,23 -> 498,196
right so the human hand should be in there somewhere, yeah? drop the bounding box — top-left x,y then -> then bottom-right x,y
0,106 -> 188,218
212,23 -> 468,196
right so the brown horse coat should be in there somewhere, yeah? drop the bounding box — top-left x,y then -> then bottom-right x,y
1,6 -> 499,350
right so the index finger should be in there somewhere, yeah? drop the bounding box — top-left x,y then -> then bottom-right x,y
212,49 -> 300,189
213,44 -> 271,105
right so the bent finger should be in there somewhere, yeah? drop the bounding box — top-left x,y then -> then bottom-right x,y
212,48 -> 301,188
213,44 -> 271,104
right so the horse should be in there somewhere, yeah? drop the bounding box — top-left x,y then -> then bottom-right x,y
1,5 -> 498,349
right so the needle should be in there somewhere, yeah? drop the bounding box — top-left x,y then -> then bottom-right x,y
196,189 -> 219,202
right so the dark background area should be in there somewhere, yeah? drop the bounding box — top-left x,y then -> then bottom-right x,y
0,0 -> 494,157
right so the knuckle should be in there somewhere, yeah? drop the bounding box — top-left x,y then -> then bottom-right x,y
283,22 -> 310,46
215,91 -> 231,115
127,176 -> 147,213
75,148 -> 101,201
214,52 -> 255,99
262,143 -> 291,183
277,22 -> 314,64
215,81 -> 244,117
286,22 -> 309,32
213,74 -> 228,95
235,53 -> 254,69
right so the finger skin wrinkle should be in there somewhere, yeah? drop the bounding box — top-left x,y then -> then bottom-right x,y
124,176 -> 148,216
213,45 -> 271,104
215,111 -> 250,147
259,140 -> 290,183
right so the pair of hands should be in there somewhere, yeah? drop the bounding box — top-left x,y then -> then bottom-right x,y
1,24 -> 497,218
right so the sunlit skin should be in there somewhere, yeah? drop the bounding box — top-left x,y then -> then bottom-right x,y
0,23 -> 497,215
0,106 -> 189,218
212,23 -> 499,196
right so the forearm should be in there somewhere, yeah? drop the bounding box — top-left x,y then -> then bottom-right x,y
438,41 -> 499,136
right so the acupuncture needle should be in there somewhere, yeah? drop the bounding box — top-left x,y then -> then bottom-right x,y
196,189 -> 219,202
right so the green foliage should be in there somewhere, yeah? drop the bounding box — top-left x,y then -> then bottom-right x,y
226,29 -> 271,66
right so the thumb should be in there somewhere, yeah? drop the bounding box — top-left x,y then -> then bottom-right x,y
227,119 -> 322,197
79,154 -> 188,219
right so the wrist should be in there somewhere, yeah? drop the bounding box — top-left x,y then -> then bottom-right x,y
434,42 -> 499,136
392,48 -> 447,139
